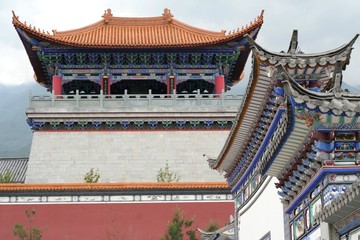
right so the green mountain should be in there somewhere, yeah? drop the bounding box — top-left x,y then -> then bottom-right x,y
342,82 -> 360,93
0,83 -> 47,157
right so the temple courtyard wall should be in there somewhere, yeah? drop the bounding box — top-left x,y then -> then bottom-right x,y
0,201 -> 233,239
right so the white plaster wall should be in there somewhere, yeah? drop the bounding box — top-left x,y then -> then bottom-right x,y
26,131 -> 229,183
239,177 -> 285,240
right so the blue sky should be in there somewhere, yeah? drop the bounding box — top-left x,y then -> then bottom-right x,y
1,0 -> 359,89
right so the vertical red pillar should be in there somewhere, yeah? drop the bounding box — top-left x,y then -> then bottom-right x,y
215,75 -> 225,94
101,76 -> 111,94
52,75 -> 62,95
167,76 -> 176,94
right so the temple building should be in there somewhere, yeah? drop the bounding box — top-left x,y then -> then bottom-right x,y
11,8 -> 263,184
209,30 -> 360,239
0,9 -> 264,239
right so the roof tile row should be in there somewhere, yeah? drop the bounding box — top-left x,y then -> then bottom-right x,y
12,9 -> 264,48
0,182 -> 229,192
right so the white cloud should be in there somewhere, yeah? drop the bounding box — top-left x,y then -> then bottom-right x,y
0,0 -> 359,86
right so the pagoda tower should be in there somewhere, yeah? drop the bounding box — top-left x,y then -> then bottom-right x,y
209,31 -> 360,239
11,9 -> 264,184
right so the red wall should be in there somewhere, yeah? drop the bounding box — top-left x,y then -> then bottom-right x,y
0,201 -> 233,239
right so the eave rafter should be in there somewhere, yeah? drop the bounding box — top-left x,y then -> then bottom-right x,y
210,54 -> 271,172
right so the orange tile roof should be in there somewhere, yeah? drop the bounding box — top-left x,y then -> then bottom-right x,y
12,8 -> 264,48
0,182 -> 229,192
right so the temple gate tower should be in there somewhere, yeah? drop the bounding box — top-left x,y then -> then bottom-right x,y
0,9 -> 266,240
209,31 -> 360,239
12,9 -> 263,184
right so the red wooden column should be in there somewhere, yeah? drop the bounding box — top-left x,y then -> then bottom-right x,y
101,76 -> 111,95
215,75 -> 225,95
167,75 -> 176,94
52,75 -> 62,95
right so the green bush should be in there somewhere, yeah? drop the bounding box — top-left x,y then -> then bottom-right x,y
13,209 -> 42,240
205,220 -> 219,232
84,168 -> 100,183
161,207 -> 197,240
157,162 -> 180,182
0,170 -> 12,183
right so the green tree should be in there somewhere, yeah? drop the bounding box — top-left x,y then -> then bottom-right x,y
161,207 -> 197,240
0,170 -> 12,183
84,168 -> 100,183
13,209 -> 42,240
157,162 -> 180,182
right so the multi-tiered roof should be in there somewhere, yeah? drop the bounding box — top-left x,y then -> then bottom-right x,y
209,30 -> 360,239
12,9 -> 264,88
211,31 -> 358,186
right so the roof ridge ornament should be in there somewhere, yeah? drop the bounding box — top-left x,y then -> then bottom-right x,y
162,8 -> 173,23
288,30 -> 298,54
102,8 -> 113,23
332,61 -> 343,96
11,10 -> 20,23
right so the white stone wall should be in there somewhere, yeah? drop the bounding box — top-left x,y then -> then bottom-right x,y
238,177 -> 285,240
26,131 -> 229,183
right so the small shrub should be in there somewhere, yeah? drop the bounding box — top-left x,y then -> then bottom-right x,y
84,168 -> 100,183
205,220 -> 219,232
157,162 -> 180,182
0,170 -> 13,183
13,209 -> 42,240
161,207 -> 197,240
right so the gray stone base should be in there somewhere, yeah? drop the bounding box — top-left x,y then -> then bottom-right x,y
27,131 -> 229,183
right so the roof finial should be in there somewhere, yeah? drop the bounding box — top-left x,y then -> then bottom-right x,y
259,10 -> 265,19
102,8 -> 113,23
332,61 -> 343,94
12,10 -> 19,23
162,8 -> 173,23
287,30 -> 298,54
